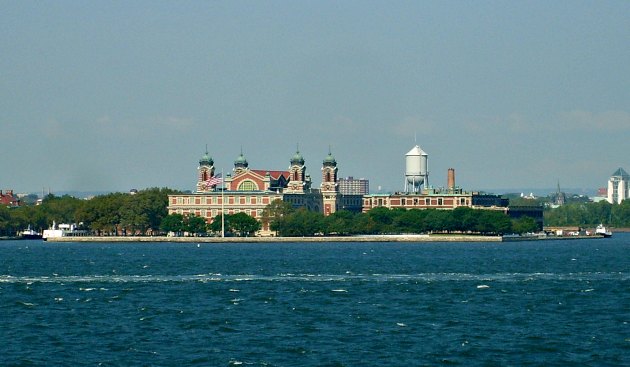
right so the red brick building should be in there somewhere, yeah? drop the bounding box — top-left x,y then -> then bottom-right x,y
0,190 -> 20,207
167,149 -> 356,235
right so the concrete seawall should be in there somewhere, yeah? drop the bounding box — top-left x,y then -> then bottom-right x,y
46,234 -> 504,243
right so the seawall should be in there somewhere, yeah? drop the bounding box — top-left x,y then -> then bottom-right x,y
46,234 -> 503,243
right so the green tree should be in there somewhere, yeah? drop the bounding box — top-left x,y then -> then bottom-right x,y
160,214 -> 185,234
0,205 -> 12,236
323,210 -> 357,235
76,193 -> 126,235
612,200 -> 630,227
39,194 -> 85,225
351,212 -> 378,234
280,209 -> 324,236
208,213 -> 226,234
423,209 -> 450,233
475,210 -> 512,235
367,207 -> 404,233
228,212 -> 261,236
512,216 -> 539,234
185,215 -> 208,235
262,199 -> 296,236
393,209 -> 426,233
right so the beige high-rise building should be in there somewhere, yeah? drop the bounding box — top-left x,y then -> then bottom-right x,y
607,168 -> 630,204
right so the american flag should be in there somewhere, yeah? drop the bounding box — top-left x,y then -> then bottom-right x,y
206,173 -> 223,186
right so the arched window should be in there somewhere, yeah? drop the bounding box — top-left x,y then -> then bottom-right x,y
202,170 -> 208,181
238,180 -> 258,191
325,172 -> 331,182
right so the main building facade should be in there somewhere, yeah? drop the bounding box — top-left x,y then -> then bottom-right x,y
167,149 -> 363,235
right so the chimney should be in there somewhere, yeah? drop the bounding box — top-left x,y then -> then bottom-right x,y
447,168 -> 455,190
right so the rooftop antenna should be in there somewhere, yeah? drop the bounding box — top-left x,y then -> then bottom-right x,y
205,144 -> 208,154
414,132 -> 417,144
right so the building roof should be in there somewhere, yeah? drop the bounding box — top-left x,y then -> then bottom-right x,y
406,145 -> 427,156
234,153 -> 248,166
323,151 -> 336,166
199,151 -> 213,165
0,190 -> 19,206
251,170 -> 290,180
611,167 -> 629,178
290,150 -> 305,165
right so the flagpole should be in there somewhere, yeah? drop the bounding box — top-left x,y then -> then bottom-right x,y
221,169 -> 225,238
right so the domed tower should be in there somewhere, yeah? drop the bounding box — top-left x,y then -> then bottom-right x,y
286,149 -> 310,193
320,148 -> 339,215
196,148 -> 216,193
233,150 -> 249,175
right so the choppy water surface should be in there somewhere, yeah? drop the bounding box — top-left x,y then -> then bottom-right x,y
1,235 -> 628,366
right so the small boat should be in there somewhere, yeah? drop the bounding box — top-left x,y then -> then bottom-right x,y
20,225 -> 43,240
595,224 -> 612,238
42,222 -> 89,241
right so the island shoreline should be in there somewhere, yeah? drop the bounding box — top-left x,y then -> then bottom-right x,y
37,234 -> 606,243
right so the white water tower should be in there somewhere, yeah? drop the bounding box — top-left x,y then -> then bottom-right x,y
405,145 -> 428,192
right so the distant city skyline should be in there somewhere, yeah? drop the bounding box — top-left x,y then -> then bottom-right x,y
2,1 -> 628,194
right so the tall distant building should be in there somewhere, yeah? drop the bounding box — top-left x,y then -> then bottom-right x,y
551,181 -> 567,206
607,168 -> 630,204
338,177 -> 369,195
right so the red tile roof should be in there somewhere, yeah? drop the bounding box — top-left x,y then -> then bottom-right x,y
251,170 -> 290,180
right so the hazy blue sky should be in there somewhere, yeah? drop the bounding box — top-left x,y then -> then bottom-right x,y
2,1 -> 629,194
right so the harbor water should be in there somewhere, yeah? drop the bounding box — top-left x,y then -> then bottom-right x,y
1,235 -> 628,366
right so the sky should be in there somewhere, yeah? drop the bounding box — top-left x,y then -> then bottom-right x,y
1,1 -> 629,195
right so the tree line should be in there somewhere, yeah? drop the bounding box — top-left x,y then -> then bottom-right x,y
544,200 -> 630,227
258,201 -> 537,236
0,188 -> 177,236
